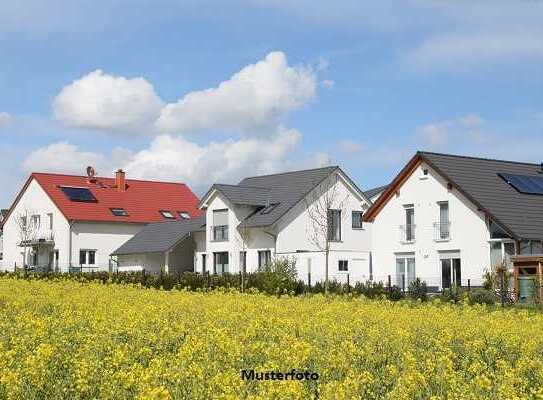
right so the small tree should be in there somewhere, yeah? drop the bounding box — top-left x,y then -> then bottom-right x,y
15,208 -> 40,269
236,215 -> 253,292
304,174 -> 348,294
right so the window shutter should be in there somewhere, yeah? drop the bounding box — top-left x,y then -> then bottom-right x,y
213,210 -> 228,226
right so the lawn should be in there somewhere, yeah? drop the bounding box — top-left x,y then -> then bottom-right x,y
1,278 -> 543,399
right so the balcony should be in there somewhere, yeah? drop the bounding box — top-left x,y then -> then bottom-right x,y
18,229 -> 55,246
434,222 -> 451,241
211,225 -> 229,242
399,224 -> 416,244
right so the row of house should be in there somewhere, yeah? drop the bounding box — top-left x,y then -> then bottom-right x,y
1,151 -> 543,293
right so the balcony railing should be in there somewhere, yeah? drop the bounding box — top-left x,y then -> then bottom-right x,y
211,225 -> 229,242
399,224 -> 416,243
434,221 -> 451,241
19,229 -> 55,246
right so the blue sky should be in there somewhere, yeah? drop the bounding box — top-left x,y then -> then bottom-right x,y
1,1 -> 542,206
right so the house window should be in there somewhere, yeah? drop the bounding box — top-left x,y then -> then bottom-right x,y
47,213 -> 53,230
327,209 -> 341,241
258,250 -> 272,269
160,210 -> 175,219
402,205 -> 415,242
202,254 -> 207,273
240,251 -> 247,273
435,201 -> 450,240
31,214 -> 40,229
441,257 -> 461,289
79,250 -> 96,266
212,209 -> 229,241
396,256 -> 415,289
110,208 -> 129,217
352,211 -> 363,229
214,252 -> 229,274
338,260 -> 348,272
178,211 -> 191,219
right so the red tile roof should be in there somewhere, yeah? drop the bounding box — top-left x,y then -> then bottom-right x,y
5,173 -> 202,225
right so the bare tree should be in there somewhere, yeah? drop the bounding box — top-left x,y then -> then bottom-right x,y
15,209 -> 40,269
236,214 -> 253,292
304,174 -> 348,294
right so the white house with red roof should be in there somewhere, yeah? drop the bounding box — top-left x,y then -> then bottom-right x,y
0,168 -> 200,272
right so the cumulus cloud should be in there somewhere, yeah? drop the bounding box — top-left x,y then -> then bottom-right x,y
53,70 -> 163,132
22,142 -> 131,175
0,112 -> 12,127
155,52 -> 316,135
21,128 -> 311,192
417,121 -> 451,147
124,128 -> 302,187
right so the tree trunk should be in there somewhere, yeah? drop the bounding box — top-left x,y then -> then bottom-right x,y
325,247 -> 329,295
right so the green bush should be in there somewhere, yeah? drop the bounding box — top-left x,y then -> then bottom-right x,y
407,278 -> 428,302
469,289 -> 497,306
387,285 -> 404,301
353,281 -> 386,299
440,285 -> 464,303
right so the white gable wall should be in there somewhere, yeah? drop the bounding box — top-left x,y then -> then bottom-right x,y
1,178 -> 70,270
275,172 -> 372,283
371,162 -> 490,289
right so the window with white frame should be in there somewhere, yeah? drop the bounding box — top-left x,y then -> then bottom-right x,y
338,260 -> 348,272
212,209 -> 229,241
79,250 -> 96,266
395,255 -> 415,289
258,250 -> 271,270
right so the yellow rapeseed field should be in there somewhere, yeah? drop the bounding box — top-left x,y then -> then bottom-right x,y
1,278 -> 543,399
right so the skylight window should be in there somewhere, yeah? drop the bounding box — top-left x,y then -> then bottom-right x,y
110,208 -> 128,217
59,186 -> 97,203
260,203 -> 279,215
160,210 -> 175,219
178,211 -> 191,219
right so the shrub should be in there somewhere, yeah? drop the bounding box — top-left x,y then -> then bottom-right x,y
469,289 -> 497,306
387,285 -> 404,301
353,281 -> 386,299
407,278 -> 428,302
440,285 -> 464,304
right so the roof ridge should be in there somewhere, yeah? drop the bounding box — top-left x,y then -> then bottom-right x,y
419,151 -> 541,167
215,183 -> 270,190
240,165 -> 338,182
31,172 -> 188,186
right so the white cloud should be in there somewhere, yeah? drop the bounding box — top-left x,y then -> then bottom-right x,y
155,51 -> 316,135
53,70 -> 163,132
21,128 -> 312,193
124,128 -> 302,188
22,142 -> 131,175
337,139 -> 363,154
322,79 -> 335,89
407,32 -> 543,69
0,112 -> 12,127
460,113 -> 485,129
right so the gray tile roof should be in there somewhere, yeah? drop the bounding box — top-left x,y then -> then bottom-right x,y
238,166 -> 339,227
112,215 -> 206,255
364,185 -> 388,199
202,184 -> 272,207
420,151 -> 543,240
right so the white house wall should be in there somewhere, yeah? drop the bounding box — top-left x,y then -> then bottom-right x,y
1,178 -> 70,270
72,222 -> 144,271
275,173 -> 372,283
371,162 -> 490,289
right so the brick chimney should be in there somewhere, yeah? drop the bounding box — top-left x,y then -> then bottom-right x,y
115,169 -> 126,192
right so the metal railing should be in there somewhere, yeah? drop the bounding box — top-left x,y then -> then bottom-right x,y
434,221 -> 451,241
19,229 -> 55,246
399,224 -> 416,243
211,225 -> 229,241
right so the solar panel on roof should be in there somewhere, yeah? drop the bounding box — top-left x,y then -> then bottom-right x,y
498,173 -> 543,195
60,186 -> 97,202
